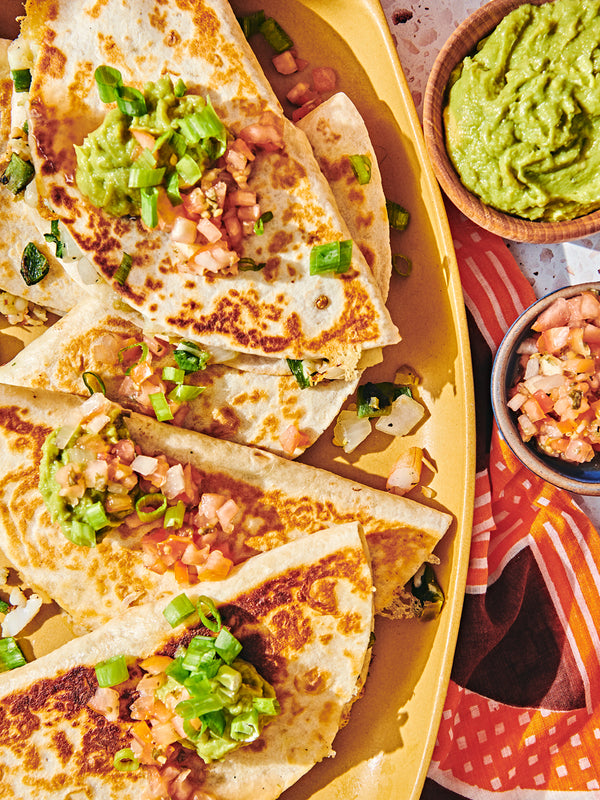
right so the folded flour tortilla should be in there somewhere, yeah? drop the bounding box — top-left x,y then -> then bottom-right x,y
0,382 -> 450,629
0,286 -> 360,457
0,38 -> 88,314
298,92 -> 393,300
0,524 -> 374,800
21,0 -> 399,366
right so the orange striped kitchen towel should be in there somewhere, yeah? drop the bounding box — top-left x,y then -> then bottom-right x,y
423,203 -> 600,798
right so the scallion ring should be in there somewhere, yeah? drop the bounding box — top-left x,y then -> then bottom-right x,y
349,154 -> 372,185
82,371 -> 106,396
149,391 -> 174,421
113,747 -> 140,772
118,341 -> 149,375
95,654 -> 129,688
163,592 -> 197,627
197,595 -> 222,632
94,65 -> 123,103
115,84 -> 147,116
392,254 -> 412,277
135,493 -> 167,523
114,253 -> 132,286
386,199 -> 410,231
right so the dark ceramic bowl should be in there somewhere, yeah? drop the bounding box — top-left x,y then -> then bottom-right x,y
491,282 -> 600,494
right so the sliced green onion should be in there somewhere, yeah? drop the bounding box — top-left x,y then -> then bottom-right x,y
309,240 -> 352,275
253,210 -> 273,235
0,600 -> 9,615
133,147 -> 156,170
1,153 -> 34,194
95,654 -> 129,687
230,709 -> 260,741
286,358 -> 310,389
356,381 -> 411,418
11,68 -> 31,93
65,519 -> 97,548
238,9 -> 266,38
174,78 -> 187,97
162,366 -> 185,383
118,341 -> 149,374
176,153 -> 203,186
178,116 -> 201,145
82,371 -> 106,396
115,84 -> 147,116
253,696 -> 280,715
173,342 -> 210,374
113,747 -> 139,772
238,257 -> 266,272
20,243 -> 49,286
84,501 -> 109,531
188,99 -> 228,158
135,492 -> 167,522
0,637 -> 27,672
149,391 -> 174,421
163,592 -> 197,627
169,130 -> 187,159
176,694 -> 224,720
260,17 -> 294,52
140,186 -> 159,228
392,254 -> 412,277
167,383 -> 204,403
153,129 -> 173,152
129,167 -> 165,188
164,500 -> 185,529
115,252 -> 132,286
94,65 -> 123,103
44,219 -> 65,258
166,170 -> 182,205
386,199 -> 410,230
214,627 -> 242,665
203,709 -> 226,736
349,154 -> 372,185
197,596 -> 221,633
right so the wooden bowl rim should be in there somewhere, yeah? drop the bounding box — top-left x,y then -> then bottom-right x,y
491,282 -> 600,494
423,0 -> 600,244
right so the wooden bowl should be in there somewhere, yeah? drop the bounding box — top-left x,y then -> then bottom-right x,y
491,282 -> 600,494
423,0 -> 600,244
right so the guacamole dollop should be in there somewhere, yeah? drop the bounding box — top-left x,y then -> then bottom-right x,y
39,412 -> 133,547
75,75 -> 227,218
444,0 -> 600,222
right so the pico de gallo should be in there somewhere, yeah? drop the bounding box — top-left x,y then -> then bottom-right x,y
508,290 -> 600,463
88,595 -> 279,800
75,70 -> 283,277
39,393 -> 251,583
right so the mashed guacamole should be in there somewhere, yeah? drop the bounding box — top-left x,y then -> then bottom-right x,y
444,0 -> 600,222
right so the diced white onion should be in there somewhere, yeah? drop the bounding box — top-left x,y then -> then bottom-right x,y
523,356 -> 540,380
523,374 -> 564,394
131,455 -> 159,477
163,464 -> 185,499
332,409 -> 372,453
2,593 -> 43,637
386,447 -> 423,496
375,394 -> 425,437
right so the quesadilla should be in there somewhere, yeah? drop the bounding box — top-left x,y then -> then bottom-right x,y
298,92 -> 393,300
0,38 -> 88,315
19,0 -> 399,368
0,382 -> 450,630
0,523 -> 374,800
0,286 -> 360,457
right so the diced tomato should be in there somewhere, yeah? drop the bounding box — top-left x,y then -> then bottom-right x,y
272,50 -> 298,75
173,560 -> 190,584
537,326 -> 570,354
286,80 -> 317,106
279,424 -> 311,456
564,437 -> 595,463
292,98 -> 322,122
532,390 -> 554,414
311,66 -> 337,93
531,298 -> 570,331
195,549 -> 233,580
131,129 -> 157,152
